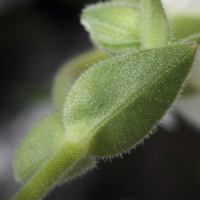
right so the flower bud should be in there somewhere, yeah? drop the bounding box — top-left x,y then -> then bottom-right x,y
139,0 -> 171,48
81,2 -> 140,54
63,44 -> 197,157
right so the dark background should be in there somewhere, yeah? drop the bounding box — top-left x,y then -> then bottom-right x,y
1,0 -> 200,200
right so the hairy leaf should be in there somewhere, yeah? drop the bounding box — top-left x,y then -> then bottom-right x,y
139,0 -> 171,48
63,44 -> 197,157
53,49 -> 108,113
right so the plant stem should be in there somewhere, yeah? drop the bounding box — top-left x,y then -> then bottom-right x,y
12,141 -> 86,200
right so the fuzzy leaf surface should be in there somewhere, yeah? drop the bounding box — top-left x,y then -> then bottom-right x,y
139,0 -> 171,48
63,44 -> 196,157
53,49 -> 108,113
57,156 -> 96,184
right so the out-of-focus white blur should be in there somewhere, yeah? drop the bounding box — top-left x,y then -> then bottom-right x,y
163,0 -> 200,15
161,0 -> 200,131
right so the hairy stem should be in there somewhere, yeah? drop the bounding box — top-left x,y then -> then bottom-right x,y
12,141 -> 86,200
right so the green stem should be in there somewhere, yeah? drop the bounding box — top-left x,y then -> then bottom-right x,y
12,141 -> 86,200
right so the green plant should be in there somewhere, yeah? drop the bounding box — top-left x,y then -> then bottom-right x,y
12,0 -> 200,200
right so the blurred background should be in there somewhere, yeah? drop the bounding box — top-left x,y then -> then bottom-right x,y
1,0 -> 200,200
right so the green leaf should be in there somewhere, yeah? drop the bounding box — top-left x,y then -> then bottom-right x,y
63,44 -> 197,157
81,2 -> 140,54
53,49 -> 108,113
57,156 -> 96,184
139,0 -> 171,48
